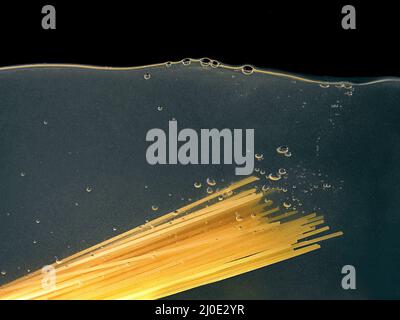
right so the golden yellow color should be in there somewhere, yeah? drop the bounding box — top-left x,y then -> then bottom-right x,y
0,176 -> 342,300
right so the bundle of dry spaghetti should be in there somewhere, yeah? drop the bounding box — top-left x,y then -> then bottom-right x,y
0,176 -> 342,300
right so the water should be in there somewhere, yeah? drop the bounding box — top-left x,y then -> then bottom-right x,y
0,59 -> 399,299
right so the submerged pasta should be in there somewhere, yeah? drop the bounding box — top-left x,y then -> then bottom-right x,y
0,176 -> 342,300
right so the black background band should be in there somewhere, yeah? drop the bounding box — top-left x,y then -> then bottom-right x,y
0,2 -> 398,77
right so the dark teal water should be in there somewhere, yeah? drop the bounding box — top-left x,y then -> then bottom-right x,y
0,61 -> 399,299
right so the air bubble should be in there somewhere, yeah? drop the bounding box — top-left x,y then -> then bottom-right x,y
35,219 -> 41,224
283,202 -> 292,208
86,186 -> 93,193
278,168 -> 287,175
157,106 -> 163,111
241,65 -> 254,75
194,182 -> 202,189
255,153 -> 264,161
206,187 -> 213,194
262,185 -> 270,192
200,57 -> 211,67
165,61 -> 172,68
20,171 -> 26,177
144,73 -> 151,80
267,173 -> 281,181
151,205 -> 159,211
344,83 -> 353,89
182,58 -> 191,66
206,178 -> 216,186
224,189 -> 233,197
235,213 -> 243,222
43,120 -> 48,125
211,60 -> 220,68
1,271 -> 6,276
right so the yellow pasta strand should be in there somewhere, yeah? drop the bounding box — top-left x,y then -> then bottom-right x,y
0,176 -> 342,300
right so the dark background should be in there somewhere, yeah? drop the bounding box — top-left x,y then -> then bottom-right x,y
0,2 -> 398,77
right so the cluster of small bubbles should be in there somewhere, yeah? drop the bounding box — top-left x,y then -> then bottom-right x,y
182,58 -> 191,66
194,182 -> 202,189
241,65 -> 254,75
206,187 -> 213,194
86,186 -> 93,193
157,106 -> 164,111
144,73 -> 151,80
255,153 -> 264,161
319,83 -> 330,89
20,171 -> 26,177
344,91 -> 353,96
206,178 -> 216,186
267,173 -> 281,181
200,57 -> 211,67
283,202 -> 292,209
151,205 -> 159,211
